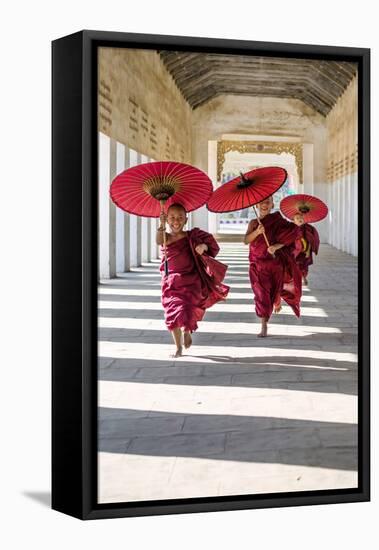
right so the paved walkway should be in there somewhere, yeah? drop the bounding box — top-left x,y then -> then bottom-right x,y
98,243 -> 358,503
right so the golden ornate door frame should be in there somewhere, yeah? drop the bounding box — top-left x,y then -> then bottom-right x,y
217,140 -> 303,183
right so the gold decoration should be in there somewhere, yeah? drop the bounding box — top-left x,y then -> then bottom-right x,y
217,140 -> 303,183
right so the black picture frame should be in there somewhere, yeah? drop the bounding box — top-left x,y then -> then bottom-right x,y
52,30 -> 370,520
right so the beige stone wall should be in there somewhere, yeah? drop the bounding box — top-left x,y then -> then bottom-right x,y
191,95 -> 327,177
326,76 -> 358,181
326,75 -> 358,255
98,48 -> 192,162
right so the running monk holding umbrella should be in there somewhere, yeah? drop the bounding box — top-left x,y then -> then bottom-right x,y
280,193 -> 328,285
207,167 -> 302,337
111,161 -> 229,358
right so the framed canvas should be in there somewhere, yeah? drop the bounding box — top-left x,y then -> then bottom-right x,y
52,30 -> 370,520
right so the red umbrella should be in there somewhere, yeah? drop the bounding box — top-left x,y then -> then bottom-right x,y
207,166 -> 288,252
280,194 -> 328,223
110,161 -> 212,217
207,166 -> 287,213
110,161 -> 213,274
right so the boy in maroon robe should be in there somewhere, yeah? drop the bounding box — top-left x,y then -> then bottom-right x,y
292,213 -> 320,285
157,203 -> 229,357
244,196 -> 302,337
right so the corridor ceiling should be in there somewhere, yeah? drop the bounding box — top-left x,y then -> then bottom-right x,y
158,52 -> 357,116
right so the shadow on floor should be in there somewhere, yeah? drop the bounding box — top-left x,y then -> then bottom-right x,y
98,407 -> 358,471
99,355 -> 357,395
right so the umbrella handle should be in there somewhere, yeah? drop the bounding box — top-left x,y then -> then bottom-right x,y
160,201 -> 169,276
252,205 -> 275,257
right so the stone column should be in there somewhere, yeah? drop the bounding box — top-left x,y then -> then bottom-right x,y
136,152 -> 142,266
332,180 -> 338,248
187,212 -> 192,230
99,132 -> 110,279
108,139 -> 117,278
352,172 -> 358,256
313,134 -> 329,244
128,149 -> 139,267
123,147 -> 131,271
208,140 -> 218,235
98,133 -> 118,279
342,174 -> 349,253
150,217 -> 158,261
339,178 -> 344,252
302,143 -> 314,195
332,181 -> 337,249
146,217 -> 152,262
115,142 -> 125,273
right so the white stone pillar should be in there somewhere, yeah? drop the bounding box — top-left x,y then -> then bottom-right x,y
147,156 -> 158,261
99,132 -> 110,279
208,140 -> 218,235
187,212 -> 192,230
147,218 -> 152,262
330,180 -> 337,248
123,147 -> 131,271
334,180 -> 338,250
326,182 -> 332,246
108,139 -> 117,278
136,152 -> 142,266
150,217 -> 158,260
129,149 -> 139,267
140,154 -> 149,263
129,216 -> 138,267
346,176 -> 351,254
352,172 -> 358,256
346,175 -> 350,253
342,175 -> 347,252
141,217 -> 148,263
192,205 -> 209,231
115,142 -> 125,273
313,181 -> 329,244
340,178 -> 345,251
98,133 -> 117,279
302,143 -> 314,195
349,174 -> 355,255
336,180 -> 340,250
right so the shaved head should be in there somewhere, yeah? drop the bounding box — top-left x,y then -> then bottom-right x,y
167,203 -> 186,215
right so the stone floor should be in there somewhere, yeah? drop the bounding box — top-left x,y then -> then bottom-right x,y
98,243 -> 358,504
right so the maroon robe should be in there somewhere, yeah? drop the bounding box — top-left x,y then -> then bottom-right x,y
248,211 -> 302,319
294,223 -> 320,278
160,228 -> 229,332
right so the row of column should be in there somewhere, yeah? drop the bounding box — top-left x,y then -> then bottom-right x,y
290,142 -> 358,257
99,132 -> 194,279
99,133 -> 161,279
328,172 -> 358,257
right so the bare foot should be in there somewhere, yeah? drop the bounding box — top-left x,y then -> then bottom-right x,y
274,303 -> 282,313
183,331 -> 192,349
257,321 -> 268,338
170,346 -> 182,358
